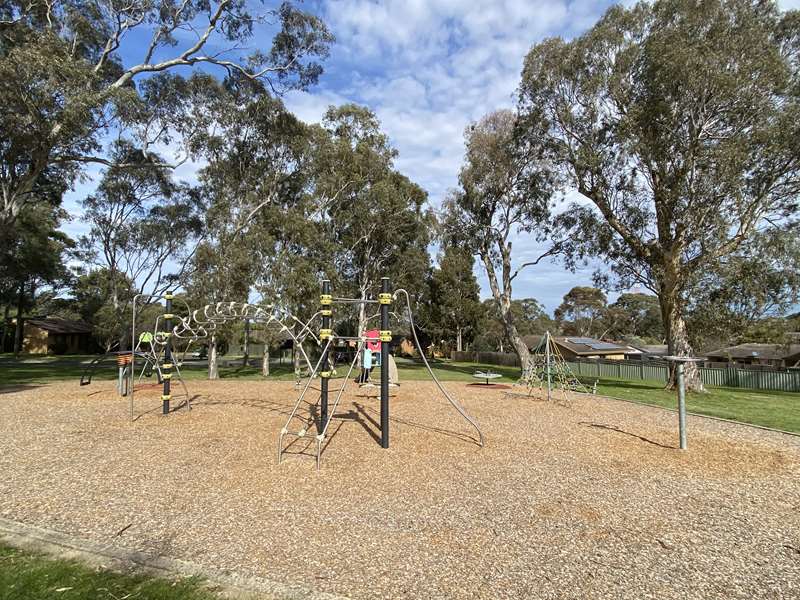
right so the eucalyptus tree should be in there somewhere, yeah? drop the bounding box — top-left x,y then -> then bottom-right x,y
0,203 -> 73,354
554,287 -> 608,338
313,105 -> 434,336
444,109 -> 559,368
79,142 -> 204,347
687,227 -> 800,348
518,0 -> 800,388
425,246 -> 483,352
190,84 -> 321,375
605,293 -> 664,343
0,0 -> 333,227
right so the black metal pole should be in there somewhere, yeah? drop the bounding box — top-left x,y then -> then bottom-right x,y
162,292 -> 173,415
379,277 -> 391,448
320,280 -> 332,433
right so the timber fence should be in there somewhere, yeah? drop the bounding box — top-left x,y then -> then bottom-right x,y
451,351 -> 800,393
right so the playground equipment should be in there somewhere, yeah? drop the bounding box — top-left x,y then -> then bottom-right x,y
517,331 -> 595,402
278,277 -> 484,469
81,277 -> 482,468
664,356 -> 704,450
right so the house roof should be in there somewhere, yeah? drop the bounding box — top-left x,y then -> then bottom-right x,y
705,343 -> 800,361
631,344 -> 669,355
524,335 -> 635,356
26,317 -> 93,335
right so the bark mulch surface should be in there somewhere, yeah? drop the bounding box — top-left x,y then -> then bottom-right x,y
1,380 -> 799,599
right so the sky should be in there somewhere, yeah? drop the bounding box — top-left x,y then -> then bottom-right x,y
60,0 -> 800,314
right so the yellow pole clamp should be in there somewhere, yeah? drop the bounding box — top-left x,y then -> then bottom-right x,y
320,309 -> 332,316
161,394 -> 171,401
379,330 -> 392,342
163,313 -> 174,319
163,363 -> 173,370
320,371 -> 331,378
165,294 -> 174,300
319,329 -> 333,340
162,373 -> 172,380
320,294 -> 333,305
378,293 -> 392,305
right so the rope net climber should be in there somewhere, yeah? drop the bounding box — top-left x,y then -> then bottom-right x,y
518,331 -> 594,405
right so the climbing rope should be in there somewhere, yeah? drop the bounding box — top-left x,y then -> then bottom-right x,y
394,288 -> 484,447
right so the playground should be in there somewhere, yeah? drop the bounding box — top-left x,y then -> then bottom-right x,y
2,378 -> 799,599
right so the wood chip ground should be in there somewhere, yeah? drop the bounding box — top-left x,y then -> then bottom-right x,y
1,379 -> 799,598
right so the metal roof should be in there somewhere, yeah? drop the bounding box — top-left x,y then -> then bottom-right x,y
26,317 -> 93,335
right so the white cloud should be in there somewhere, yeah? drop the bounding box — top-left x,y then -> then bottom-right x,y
282,0 -> 619,310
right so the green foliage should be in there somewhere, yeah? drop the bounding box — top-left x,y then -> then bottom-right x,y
604,293 -> 664,343
423,245 -> 482,349
473,297 -> 554,351
518,0 -> 800,369
554,286 -> 607,338
313,104 -> 434,327
688,228 -> 800,348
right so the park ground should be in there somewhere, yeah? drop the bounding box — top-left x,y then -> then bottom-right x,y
1,375 -> 800,599
2,353 -> 799,433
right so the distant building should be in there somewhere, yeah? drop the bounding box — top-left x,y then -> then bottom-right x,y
705,343 -> 800,369
523,335 -> 637,361
13,317 -> 94,354
626,344 -> 669,360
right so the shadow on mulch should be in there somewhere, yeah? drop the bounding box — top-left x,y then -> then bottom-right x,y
0,384 -> 41,395
578,421 -> 676,449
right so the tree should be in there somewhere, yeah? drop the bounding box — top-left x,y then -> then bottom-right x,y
473,298 -> 554,352
68,268 -> 135,351
518,0 -> 800,389
687,227 -> 800,348
0,203 -> 73,354
0,0 -> 333,227
191,87 -> 322,375
604,293 -> 664,343
314,105 -> 434,335
555,286 -> 607,338
445,109 -> 558,368
78,143 -> 204,348
426,245 -> 482,352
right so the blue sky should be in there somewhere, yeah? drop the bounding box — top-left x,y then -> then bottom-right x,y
61,0 -> 800,314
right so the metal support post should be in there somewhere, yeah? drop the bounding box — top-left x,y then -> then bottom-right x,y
380,277 -> 391,448
676,362 -> 687,450
545,331 -> 552,402
320,280 -> 332,434
162,292 -> 173,415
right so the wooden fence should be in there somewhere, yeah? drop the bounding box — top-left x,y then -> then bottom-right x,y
451,351 -> 800,392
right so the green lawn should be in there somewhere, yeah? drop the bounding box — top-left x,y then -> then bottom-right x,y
1,355 -> 798,433
0,543 -> 219,600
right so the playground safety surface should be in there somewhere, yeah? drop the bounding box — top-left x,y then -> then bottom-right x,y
1,379 -> 799,599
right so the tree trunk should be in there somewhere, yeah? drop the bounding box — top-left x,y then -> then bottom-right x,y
357,281 -> 369,338
242,319 -> 250,367
456,327 -> 463,352
500,306 -> 531,371
660,287 -> 704,392
2,304 -> 9,352
13,282 -> 25,356
208,334 -> 219,380
261,346 -> 270,377
479,244 -> 531,371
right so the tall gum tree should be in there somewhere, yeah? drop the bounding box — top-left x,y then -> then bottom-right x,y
0,0 -> 333,228
518,0 -> 800,389
445,109 -> 559,370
